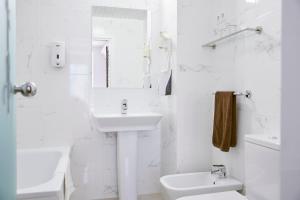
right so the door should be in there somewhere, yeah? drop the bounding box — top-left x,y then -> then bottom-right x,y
0,0 -> 16,199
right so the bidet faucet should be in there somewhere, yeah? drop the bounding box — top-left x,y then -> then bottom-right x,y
211,165 -> 226,178
121,99 -> 128,114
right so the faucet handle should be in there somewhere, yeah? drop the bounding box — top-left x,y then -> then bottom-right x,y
212,164 -> 226,170
211,164 -> 226,178
212,164 -> 225,168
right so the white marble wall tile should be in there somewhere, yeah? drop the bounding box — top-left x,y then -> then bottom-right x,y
176,0 -> 280,182
16,0 -> 163,199
176,0 -> 215,172
210,0 -> 281,183
159,0 -> 178,176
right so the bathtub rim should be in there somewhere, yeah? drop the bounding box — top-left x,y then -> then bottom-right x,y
17,146 -> 70,199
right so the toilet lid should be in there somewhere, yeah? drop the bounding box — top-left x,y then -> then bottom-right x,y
177,191 -> 247,200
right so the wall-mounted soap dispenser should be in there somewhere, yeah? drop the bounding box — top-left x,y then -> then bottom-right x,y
51,42 -> 65,68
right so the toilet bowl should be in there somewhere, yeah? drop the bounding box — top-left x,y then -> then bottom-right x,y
177,191 -> 247,200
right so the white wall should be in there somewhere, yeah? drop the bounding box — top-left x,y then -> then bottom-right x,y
160,0 -> 178,175
281,0 -> 300,199
176,0 -> 214,172
16,0 -> 162,199
175,0 -> 281,181
211,0 -> 281,182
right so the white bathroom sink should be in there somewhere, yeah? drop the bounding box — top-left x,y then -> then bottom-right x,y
91,112 -> 163,132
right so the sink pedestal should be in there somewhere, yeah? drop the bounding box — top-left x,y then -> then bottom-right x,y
91,112 -> 163,200
117,131 -> 138,200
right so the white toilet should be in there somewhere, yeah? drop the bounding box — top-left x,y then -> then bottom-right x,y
177,134 -> 280,200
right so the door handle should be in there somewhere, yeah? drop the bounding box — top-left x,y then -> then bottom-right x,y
14,82 -> 37,97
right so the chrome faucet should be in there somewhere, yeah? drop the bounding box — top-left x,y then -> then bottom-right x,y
121,99 -> 128,114
211,165 -> 226,178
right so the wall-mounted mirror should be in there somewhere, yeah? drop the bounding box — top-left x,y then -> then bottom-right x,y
92,6 -> 151,89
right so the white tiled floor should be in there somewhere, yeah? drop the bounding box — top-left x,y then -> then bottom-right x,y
139,193 -> 163,200
100,193 -> 163,200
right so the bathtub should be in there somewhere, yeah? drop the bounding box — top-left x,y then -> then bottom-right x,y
17,147 -> 70,200
160,172 -> 243,200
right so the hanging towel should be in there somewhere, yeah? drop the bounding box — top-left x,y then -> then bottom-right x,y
159,70 -> 172,96
212,91 -> 237,152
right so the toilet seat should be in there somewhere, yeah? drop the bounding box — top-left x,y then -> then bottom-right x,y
177,191 -> 248,200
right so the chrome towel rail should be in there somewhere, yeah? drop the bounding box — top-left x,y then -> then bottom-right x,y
212,90 -> 252,99
203,26 -> 263,49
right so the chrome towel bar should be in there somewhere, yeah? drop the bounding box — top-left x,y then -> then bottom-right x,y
212,90 -> 252,99
203,26 -> 263,49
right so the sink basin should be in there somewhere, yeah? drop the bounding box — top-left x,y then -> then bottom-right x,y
91,112 -> 163,132
91,111 -> 163,200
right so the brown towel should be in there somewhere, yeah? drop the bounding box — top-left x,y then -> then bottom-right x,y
212,91 -> 237,152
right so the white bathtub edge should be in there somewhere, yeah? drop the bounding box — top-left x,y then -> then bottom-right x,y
17,146 -> 70,199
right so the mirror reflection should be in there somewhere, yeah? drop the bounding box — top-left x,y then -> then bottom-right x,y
92,7 -> 150,88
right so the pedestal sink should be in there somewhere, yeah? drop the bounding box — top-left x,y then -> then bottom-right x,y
91,112 -> 163,200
